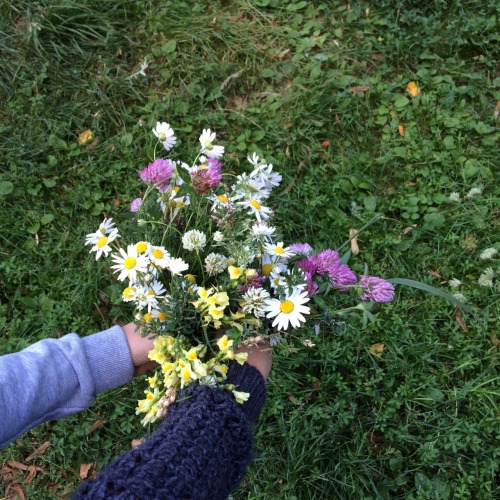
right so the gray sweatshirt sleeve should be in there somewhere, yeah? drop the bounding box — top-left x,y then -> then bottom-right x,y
0,325 -> 134,448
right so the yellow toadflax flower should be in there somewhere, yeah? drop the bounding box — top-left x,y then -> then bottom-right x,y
232,390 -> 250,404
228,266 -> 245,281
217,335 -> 233,351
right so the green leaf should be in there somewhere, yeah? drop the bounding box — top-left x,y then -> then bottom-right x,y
394,95 -> 410,108
27,223 -> 40,234
423,212 -> 445,230
363,196 -> 377,211
161,40 -> 177,54
121,133 -> 133,147
0,181 -> 14,195
387,278 -> 473,314
43,178 -> 57,188
287,1 -> 308,11
41,214 -> 54,225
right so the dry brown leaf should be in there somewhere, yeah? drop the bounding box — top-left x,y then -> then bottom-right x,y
428,269 -> 444,280
287,393 -> 298,405
406,81 -> 420,97
369,343 -> 385,358
78,129 -> 93,145
312,379 -> 321,389
398,124 -> 405,136
1,465 -> 15,479
349,228 -> 360,255
7,461 -> 29,471
372,54 -> 384,61
402,224 -> 417,235
321,139 -> 330,149
88,419 -> 107,433
79,463 -> 93,480
455,307 -> 468,332
25,466 -> 43,485
113,198 -> 120,206
490,332 -> 499,348
131,438 -> 145,449
5,482 -> 26,500
351,85 -> 370,93
25,441 -> 50,462
494,100 -> 500,119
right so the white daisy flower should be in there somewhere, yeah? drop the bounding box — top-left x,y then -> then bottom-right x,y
238,198 -> 272,222
85,218 -> 117,245
149,245 -> 170,268
135,241 -> 151,256
205,253 -> 228,275
250,164 -> 282,190
252,222 -> 276,242
247,152 -> 262,167
122,285 -> 138,303
182,230 -> 207,252
264,287 -> 310,331
111,245 -> 149,283
479,247 -> 498,260
88,228 -> 119,260
241,287 -> 271,317
166,257 -> 189,275
263,241 -> 294,260
152,121 -> 176,151
199,128 -> 224,158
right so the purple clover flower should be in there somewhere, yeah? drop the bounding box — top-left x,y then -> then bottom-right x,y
297,258 -> 317,275
139,158 -> 174,191
303,271 -> 319,297
359,276 -> 395,302
130,197 -> 142,212
239,272 -> 265,293
289,243 -> 314,256
192,158 -> 222,194
330,264 -> 357,289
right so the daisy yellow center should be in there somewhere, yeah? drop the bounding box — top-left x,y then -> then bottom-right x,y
152,249 -> 164,259
274,247 -> 285,254
158,312 -> 168,321
280,300 -> 294,314
250,199 -> 261,210
136,242 -> 148,254
227,259 -> 235,266
143,312 -> 153,322
97,236 -> 108,248
218,195 -> 228,203
185,274 -> 196,284
124,257 -> 137,269
123,287 -> 136,298
262,263 -> 272,276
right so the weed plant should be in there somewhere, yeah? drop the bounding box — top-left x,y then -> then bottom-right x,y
0,0 -> 498,498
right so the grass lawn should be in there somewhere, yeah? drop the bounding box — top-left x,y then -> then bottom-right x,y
0,0 -> 498,498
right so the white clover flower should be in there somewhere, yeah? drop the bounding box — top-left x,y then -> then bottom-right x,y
152,121 -> 176,151
479,247 -> 498,260
452,293 -> 467,303
213,231 -> 224,242
241,287 -> 271,317
166,257 -> 189,275
466,187 -> 482,199
478,267 -> 495,287
205,253 -> 228,275
448,278 -> 462,289
199,128 -> 224,158
448,192 -> 461,202
182,230 -> 207,252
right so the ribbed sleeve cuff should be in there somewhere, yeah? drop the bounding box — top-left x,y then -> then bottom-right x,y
82,325 -> 134,395
226,362 -> 266,424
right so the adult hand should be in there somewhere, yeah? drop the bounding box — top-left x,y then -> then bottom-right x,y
121,322 -> 158,376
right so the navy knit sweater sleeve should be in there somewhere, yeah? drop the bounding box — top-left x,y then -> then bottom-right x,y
73,362 -> 266,499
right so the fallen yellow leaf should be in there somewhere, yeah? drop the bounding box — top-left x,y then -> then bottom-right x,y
398,124 -> 405,136
79,463 -> 93,480
349,228 -> 360,255
406,81 -> 420,97
78,129 -> 93,145
369,343 -> 385,358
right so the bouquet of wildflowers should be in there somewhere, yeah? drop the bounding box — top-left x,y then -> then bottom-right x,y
85,122 -> 395,425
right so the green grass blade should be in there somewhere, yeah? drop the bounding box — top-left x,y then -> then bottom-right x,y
387,278 -> 474,314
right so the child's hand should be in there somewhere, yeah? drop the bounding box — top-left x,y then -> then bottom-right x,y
234,341 -> 272,381
122,322 -> 158,376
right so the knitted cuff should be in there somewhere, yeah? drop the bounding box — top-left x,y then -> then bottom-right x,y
226,362 -> 266,424
82,325 -> 134,395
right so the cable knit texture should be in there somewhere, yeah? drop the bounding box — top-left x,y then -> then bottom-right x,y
73,362 -> 266,499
